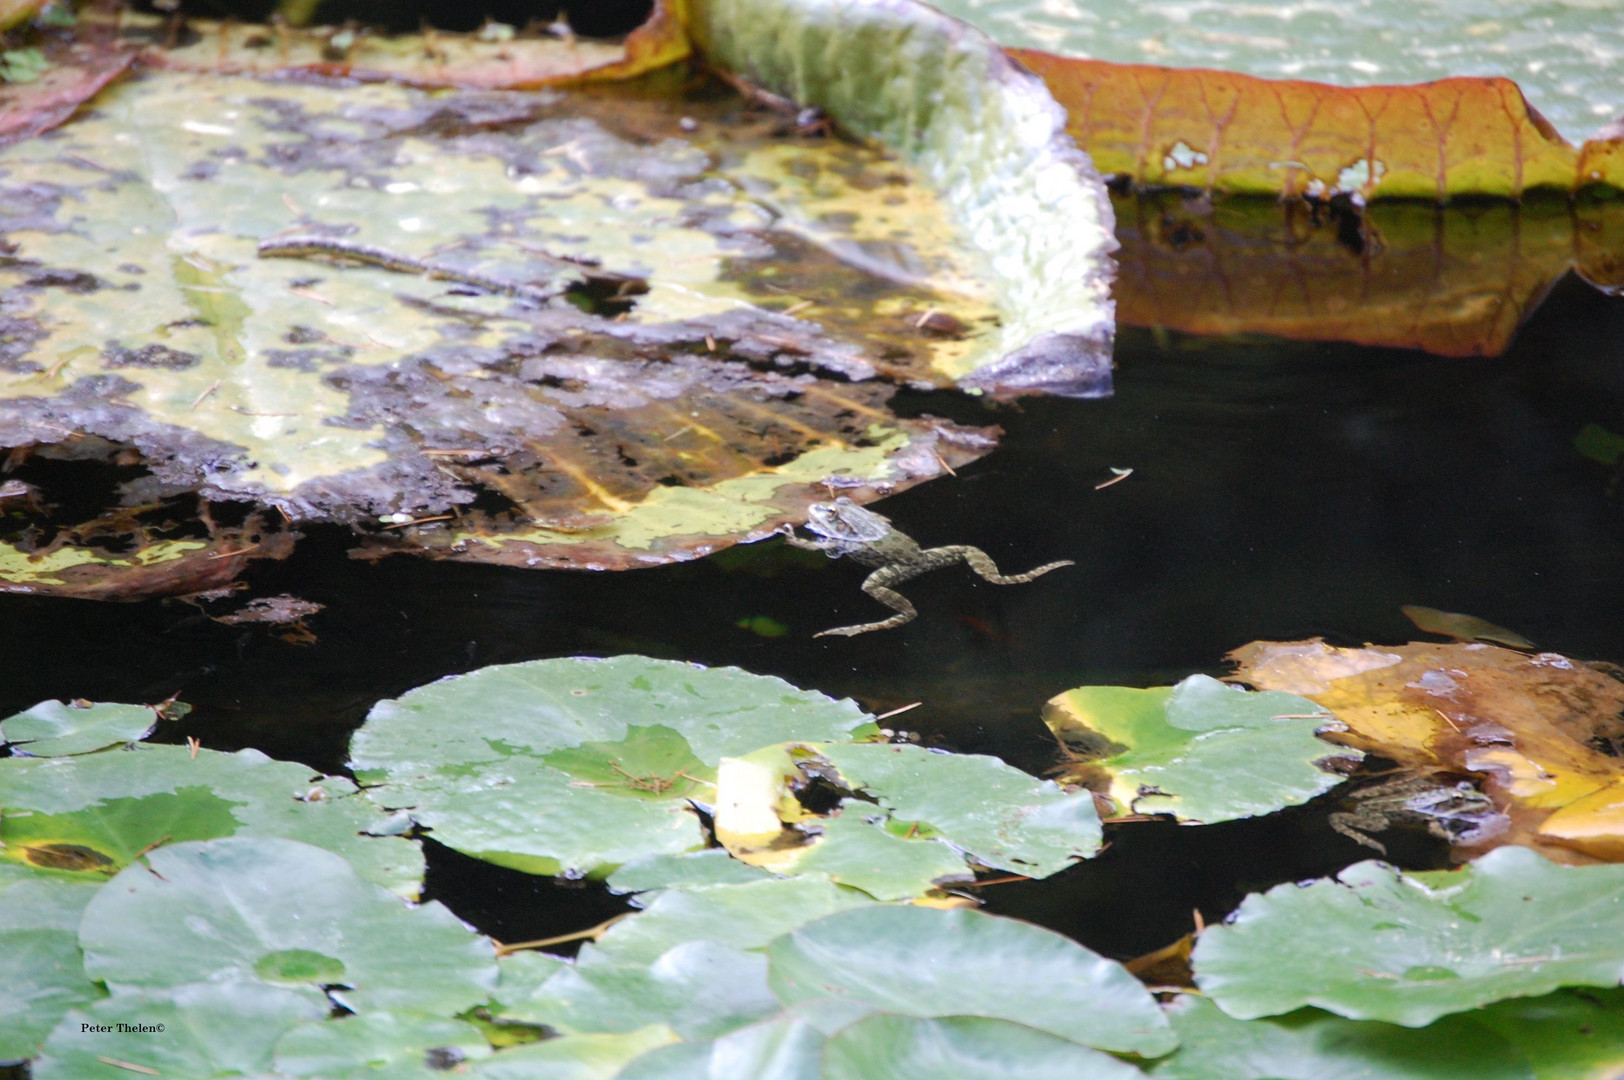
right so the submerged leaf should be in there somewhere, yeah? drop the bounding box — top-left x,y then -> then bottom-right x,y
348,657 -> 873,877
78,836 -> 497,1014
1192,847 -> 1624,1027
1044,674 -> 1353,823
1230,639 -> 1624,862
0,698 -> 157,756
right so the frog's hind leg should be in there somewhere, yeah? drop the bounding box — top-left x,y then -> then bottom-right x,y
958,546 -> 1075,585
813,577 -> 918,637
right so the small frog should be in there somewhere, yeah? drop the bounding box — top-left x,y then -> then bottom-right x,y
1329,774 -> 1507,855
778,497 -> 1074,637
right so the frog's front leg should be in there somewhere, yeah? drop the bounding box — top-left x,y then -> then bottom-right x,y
953,546 -> 1075,584
813,565 -> 919,637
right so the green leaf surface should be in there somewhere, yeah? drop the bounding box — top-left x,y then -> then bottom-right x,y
0,871 -> 105,1061
501,940 -> 779,1039
813,742 -> 1102,874
792,806 -> 974,900
32,981 -> 328,1080
273,1012 -> 494,1079
493,951 -> 570,1012
0,743 -> 423,897
823,1014 -> 1148,1080
617,1015 -> 824,1080
1044,674 -> 1352,822
591,877 -> 876,965
1472,988 -> 1624,1080
606,849 -> 773,894
466,1025 -> 680,1079
0,699 -> 157,756
925,0 -> 1621,142
78,836 -> 496,1015
1193,847 -> 1624,1026
684,0 -> 1117,396
767,905 -> 1177,1057
349,657 -> 873,877
1147,994 -> 1530,1080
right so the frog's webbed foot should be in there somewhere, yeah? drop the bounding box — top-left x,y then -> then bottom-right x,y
813,581 -> 918,637
1328,812 -> 1389,854
957,546 -> 1075,585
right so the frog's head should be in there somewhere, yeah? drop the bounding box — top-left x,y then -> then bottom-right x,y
804,497 -> 892,543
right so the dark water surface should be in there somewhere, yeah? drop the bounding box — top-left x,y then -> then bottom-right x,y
4,266 -> 1622,959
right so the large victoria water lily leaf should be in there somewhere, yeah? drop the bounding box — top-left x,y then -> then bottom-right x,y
0,0 -> 1119,597
348,656 -> 875,877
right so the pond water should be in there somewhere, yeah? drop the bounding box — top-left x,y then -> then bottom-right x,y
4,222 -> 1620,961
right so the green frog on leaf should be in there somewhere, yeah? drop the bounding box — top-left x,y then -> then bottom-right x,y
779,497 -> 1074,637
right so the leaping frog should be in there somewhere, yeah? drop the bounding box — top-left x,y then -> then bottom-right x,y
778,497 -> 1074,637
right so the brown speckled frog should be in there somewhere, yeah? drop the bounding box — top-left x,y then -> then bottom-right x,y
778,497 -> 1074,637
1329,774 -> 1507,855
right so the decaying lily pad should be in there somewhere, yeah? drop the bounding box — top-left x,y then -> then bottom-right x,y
1,0 -> 1122,596
1230,639 -> 1624,863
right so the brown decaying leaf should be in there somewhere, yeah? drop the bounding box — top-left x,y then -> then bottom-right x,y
1015,51 -> 1624,201
1113,191 -> 1624,357
1230,639 -> 1624,864
0,34 -> 132,150
102,2 -> 688,90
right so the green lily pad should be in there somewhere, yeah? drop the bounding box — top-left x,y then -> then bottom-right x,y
493,951 -> 570,1012
1193,846 -> 1624,1026
0,699 -> 158,756
792,805 -> 975,900
925,0 -> 1620,142
606,850 -> 773,895
78,836 -> 496,1015
767,905 -> 1177,1057
501,941 -> 780,1039
273,1013 -> 494,1079
348,656 -> 875,877
813,742 -> 1103,874
1146,994 -> 1530,1080
466,1025 -> 680,1079
592,877 -> 876,965
32,981 -> 328,1080
0,743 -> 423,897
824,1014 -> 1149,1080
616,1015 -> 825,1080
0,872 -> 105,1062
1043,674 -> 1355,821
1472,988 -> 1624,1080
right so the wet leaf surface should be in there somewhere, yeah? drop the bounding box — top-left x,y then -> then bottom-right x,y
0,697 -> 157,755
349,657 -> 874,877
1147,993 -> 1530,1080
0,867 -> 104,1062
1230,639 -> 1624,862
766,904 -> 1177,1056
821,1014 -> 1148,1080
1044,674 -> 1354,823
616,1014 -> 824,1080
78,836 -> 497,1014
33,981 -> 329,1080
1192,847 -> 1624,1027
0,742 -> 424,896
465,1025 -> 680,1079
272,1012 -> 495,1079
